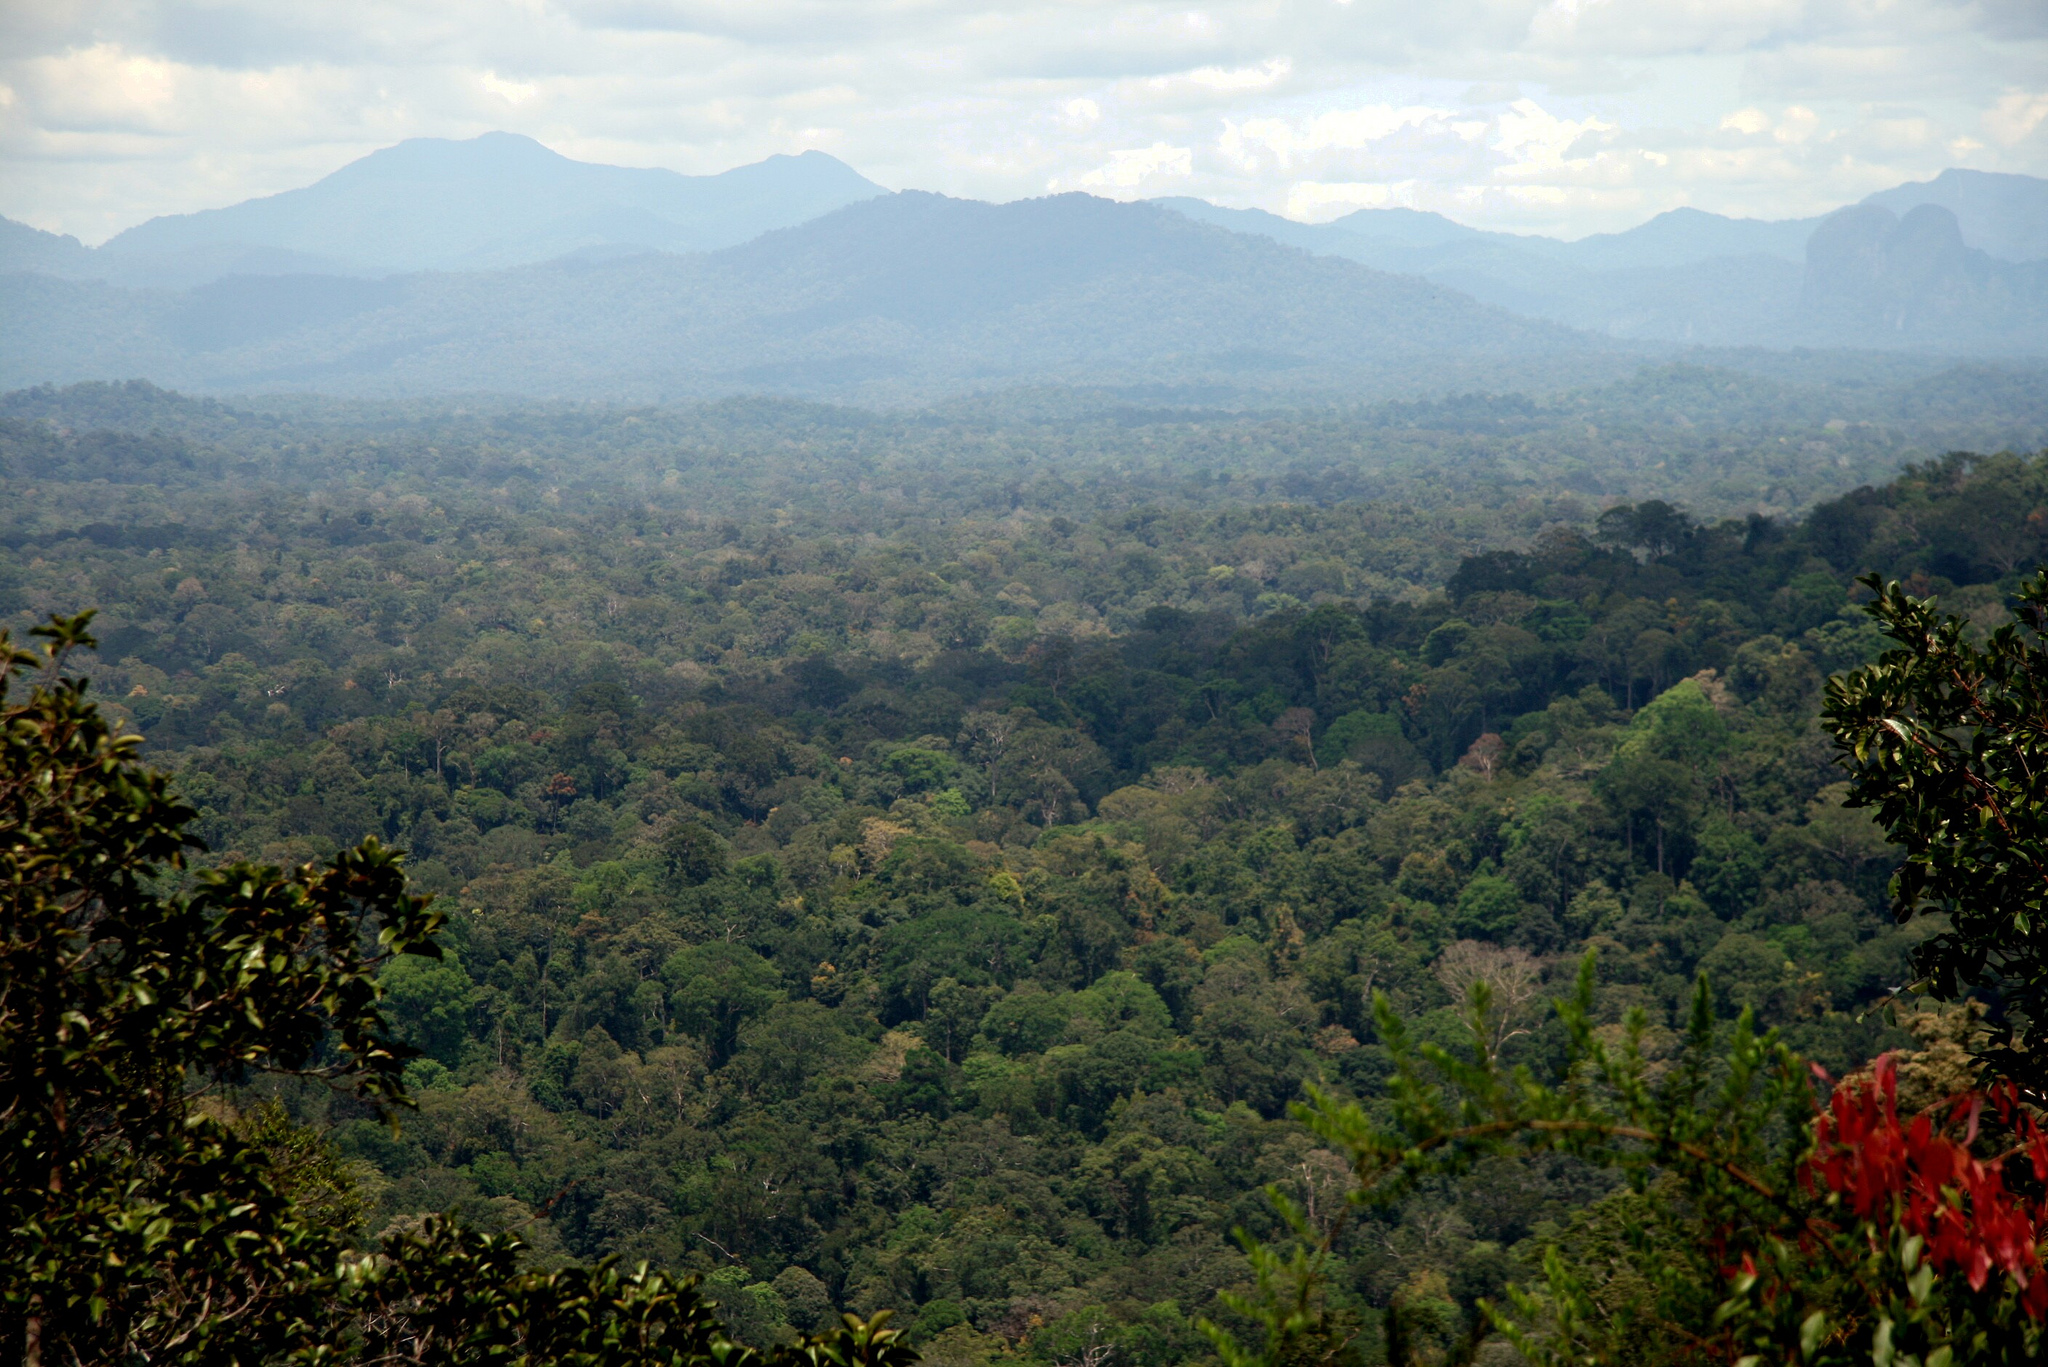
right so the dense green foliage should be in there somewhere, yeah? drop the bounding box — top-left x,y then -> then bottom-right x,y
5,376 -> 2046,1363
1217,576 -> 2048,1366
0,610 -> 434,1363
1,612 -> 920,1367
1826,572 -> 2048,1093
1225,968 -> 2048,1366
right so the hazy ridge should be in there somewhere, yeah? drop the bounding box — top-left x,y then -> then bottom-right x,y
2,136 -> 2044,404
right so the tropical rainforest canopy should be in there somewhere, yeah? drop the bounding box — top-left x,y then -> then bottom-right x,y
5,371 -> 2048,1364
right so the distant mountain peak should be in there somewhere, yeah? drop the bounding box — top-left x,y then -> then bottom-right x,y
1861,168 -> 2048,262
0,215 -> 94,272
1879,166 -> 2043,194
1,184 -> 1614,402
1147,172 -> 2044,351
326,130 -> 575,178
72,135 -> 886,282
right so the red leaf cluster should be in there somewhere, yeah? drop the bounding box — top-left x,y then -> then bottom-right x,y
1807,1055 -> 2048,1317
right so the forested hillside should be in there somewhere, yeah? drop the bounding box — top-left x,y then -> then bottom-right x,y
3,376 -> 2045,1364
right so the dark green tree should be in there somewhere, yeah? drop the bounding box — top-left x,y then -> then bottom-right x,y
1824,571 -> 2048,1090
666,941 -> 784,1066
2,612 -> 441,1364
664,821 -> 730,887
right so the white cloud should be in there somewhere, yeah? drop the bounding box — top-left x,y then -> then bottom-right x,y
1718,105 -> 1819,145
1987,89 -> 2048,146
480,71 -> 539,104
1074,142 -> 1192,188
1492,99 -> 1614,178
19,44 -> 183,133
0,1 -> 2042,241
1219,105 -> 1460,172
1168,58 -> 1291,95
1775,106 -> 1818,144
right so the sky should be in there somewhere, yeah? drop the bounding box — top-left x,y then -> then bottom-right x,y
3,1 -> 2045,245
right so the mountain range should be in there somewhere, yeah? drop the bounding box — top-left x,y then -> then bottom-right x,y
2,133 -> 2044,403
2,133 -> 886,287
1,191 -> 1638,404
1155,168 -> 2048,346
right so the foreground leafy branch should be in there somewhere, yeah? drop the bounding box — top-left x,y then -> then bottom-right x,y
1207,959 -> 2048,1366
1823,570 -> 2048,1094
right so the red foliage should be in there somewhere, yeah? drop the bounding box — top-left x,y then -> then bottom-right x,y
1806,1054 -> 2048,1318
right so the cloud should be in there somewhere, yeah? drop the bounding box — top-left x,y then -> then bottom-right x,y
1987,89 -> 2048,146
0,0 -> 2042,241
1776,106 -> 1819,144
1492,99 -> 1614,178
18,44 -> 184,134
1219,105 -> 1466,173
1072,142 -> 1192,189
479,71 -> 539,104
1157,57 -> 1292,96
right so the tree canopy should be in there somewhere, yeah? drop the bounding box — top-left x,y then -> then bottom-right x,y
7,378 -> 2048,1363
0,613 -> 913,1367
